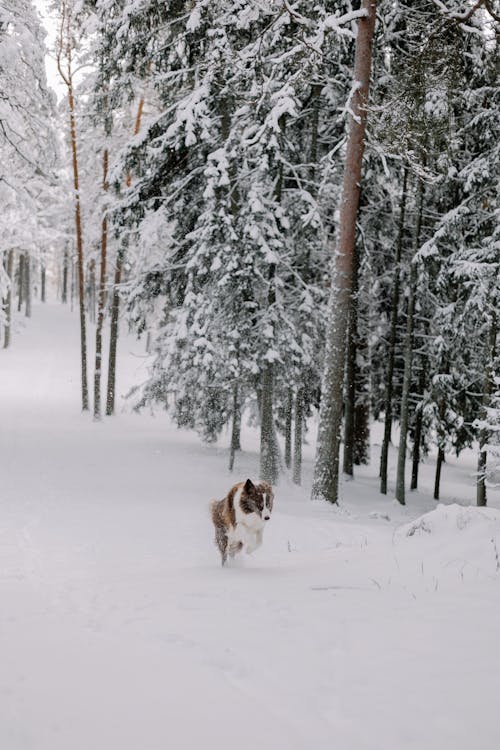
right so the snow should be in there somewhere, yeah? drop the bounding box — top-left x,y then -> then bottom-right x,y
1,303 -> 500,750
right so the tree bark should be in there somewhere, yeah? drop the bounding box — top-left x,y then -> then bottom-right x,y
260,364 -> 279,484
395,179 -> 424,505
285,388 -> 293,469
94,148 -> 109,420
343,257 -> 358,477
380,167 -> 408,494
228,383 -> 241,471
24,257 -> 31,318
410,355 -> 427,490
105,246 -> 124,416
41,265 -> 46,302
106,91 -> 147,416
17,254 -> 24,312
3,249 -> 14,349
354,397 -> 370,465
57,1 -> 89,411
88,259 -> 96,324
411,405 -> 423,491
293,387 -> 303,485
477,315 -> 497,506
312,0 -> 377,503
62,244 -> 69,303
434,446 -> 445,500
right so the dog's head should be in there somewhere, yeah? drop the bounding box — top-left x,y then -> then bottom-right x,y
240,479 -> 274,521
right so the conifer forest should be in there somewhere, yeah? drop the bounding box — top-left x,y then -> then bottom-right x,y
1,2 -> 500,749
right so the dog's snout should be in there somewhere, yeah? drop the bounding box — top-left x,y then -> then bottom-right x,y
264,515 -> 270,521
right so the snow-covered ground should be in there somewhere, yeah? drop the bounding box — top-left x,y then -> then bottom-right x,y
1,304 -> 499,750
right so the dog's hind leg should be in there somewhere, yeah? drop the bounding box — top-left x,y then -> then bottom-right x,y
215,527 -> 228,566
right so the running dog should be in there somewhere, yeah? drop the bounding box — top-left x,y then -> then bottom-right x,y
210,479 -> 274,565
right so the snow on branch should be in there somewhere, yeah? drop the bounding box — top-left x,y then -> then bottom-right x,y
430,0 -> 500,26
323,8 -> 369,39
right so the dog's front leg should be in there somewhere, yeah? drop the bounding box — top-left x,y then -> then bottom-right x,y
245,529 -> 263,555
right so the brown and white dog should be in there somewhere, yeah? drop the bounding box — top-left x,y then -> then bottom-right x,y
210,479 -> 274,566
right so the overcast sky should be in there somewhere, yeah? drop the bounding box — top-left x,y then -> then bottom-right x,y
34,0 -> 65,101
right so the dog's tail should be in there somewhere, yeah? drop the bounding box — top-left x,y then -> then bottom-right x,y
208,500 -> 226,528
209,499 -> 220,523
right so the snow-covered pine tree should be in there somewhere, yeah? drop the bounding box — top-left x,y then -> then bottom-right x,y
0,0 -> 57,344
93,2 -> 358,480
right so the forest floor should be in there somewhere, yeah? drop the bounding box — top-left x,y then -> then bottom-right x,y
1,302 -> 499,750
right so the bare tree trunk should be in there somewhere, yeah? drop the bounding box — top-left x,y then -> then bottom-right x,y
285,388 -> 293,469
105,93 -> 147,416
433,447 -> 445,500
70,258 -> 75,312
24,257 -> 31,318
3,249 -> 14,349
228,383 -> 241,471
477,315 -> 497,506
93,148 -> 109,420
354,396 -> 370,465
62,245 -> 69,303
292,387 -> 303,485
105,244 -> 124,416
57,0 -> 89,411
411,406 -> 423,491
380,167 -> 408,494
312,0 -> 377,503
88,259 -> 96,324
410,356 -> 427,490
395,179 -> 424,505
17,254 -> 25,312
260,364 -> 279,484
41,265 -> 46,302
343,272 -> 357,477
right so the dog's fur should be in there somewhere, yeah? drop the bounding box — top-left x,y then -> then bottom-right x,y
210,479 -> 274,565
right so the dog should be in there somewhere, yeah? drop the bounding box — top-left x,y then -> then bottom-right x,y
210,479 -> 274,566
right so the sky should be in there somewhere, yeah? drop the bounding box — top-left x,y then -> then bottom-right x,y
34,0 -> 66,101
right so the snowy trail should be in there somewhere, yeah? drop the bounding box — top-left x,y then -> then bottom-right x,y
1,304 -> 500,750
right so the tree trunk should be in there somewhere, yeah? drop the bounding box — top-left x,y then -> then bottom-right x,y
411,406 -> 423,491
94,148 -> 109,420
354,398 -> 370,465
62,245 -> 69,303
260,364 -> 279,484
477,315 -> 497,506
17,254 -> 25,312
434,447 -> 445,500
380,167 -> 408,494
343,263 -> 358,477
312,0 -> 377,503
70,257 -> 75,312
293,387 -> 303,485
395,179 -> 424,505
476,447 -> 487,507
24,257 -> 31,318
3,249 -> 14,349
41,265 -> 46,302
285,388 -> 293,469
88,259 -> 96,324
105,92 -> 147,416
410,356 -> 427,490
57,2 -> 89,411
228,383 -> 241,472
105,244 -> 124,415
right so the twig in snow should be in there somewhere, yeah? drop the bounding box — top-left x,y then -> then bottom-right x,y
491,537 -> 500,573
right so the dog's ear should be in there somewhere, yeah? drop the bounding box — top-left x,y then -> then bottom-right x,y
244,478 -> 255,493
